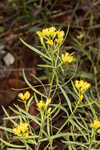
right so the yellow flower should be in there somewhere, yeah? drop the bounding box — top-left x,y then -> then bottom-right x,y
24,132 -> 29,138
75,80 -> 81,89
37,27 -> 56,38
55,30 -> 64,44
13,122 -> 29,137
55,38 -> 63,44
24,91 -> 30,100
37,98 -> 51,110
18,93 -> 24,100
79,94 -> 84,101
36,27 -> 65,46
46,40 -> 53,46
18,122 -> 28,133
57,30 -> 64,38
46,98 -> 51,106
47,107 -> 51,113
13,127 -> 21,136
49,27 -> 56,37
18,91 -> 30,101
49,27 -> 56,32
41,27 -> 56,37
75,80 -> 91,93
77,34 -> 84,40
62,52 -> 74,63
37,100 -> 46,109
36,31 -> 43,38
90,120 -> 100,129
42,28 -> 49,37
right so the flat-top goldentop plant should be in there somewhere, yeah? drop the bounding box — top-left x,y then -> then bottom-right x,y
36,27 -> 75,97
1,26 -> 100,150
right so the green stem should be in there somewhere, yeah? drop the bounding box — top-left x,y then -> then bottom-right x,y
49,139 -> 53,150
49,69 -> 55,97
88,129 -> 95,150
23,138 -> 29,150
36,111 -> 45,150
57,97 -> 81,134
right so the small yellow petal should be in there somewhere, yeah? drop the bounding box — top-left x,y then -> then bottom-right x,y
47,107 -> 51,113
62,52 -> 74,63
46,40 -> 53,46
97,129 -> 100,133
77,34 -> 84,40
13,127 -> 21,136
79,94 -> 84,101
55,38 -> 63,44
18,93 -> 24,100
24,91 -> 30,100
36,31 -> 42,38
49,27 -> 56,32
24,132 -> 29,138
46,98 -> 51,106
57,30 -> 64,38
37,100 -> 46,109
19,122 -> 28,133
42,28 -> 50,36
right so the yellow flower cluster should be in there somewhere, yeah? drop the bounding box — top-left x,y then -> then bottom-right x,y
75,80 -> 91,100
37,98 -> 51,112
18,91 -> 30,102
90,120 -> 100,133
75,80 -> 91,93
62,52 -> 75,63
13,122 -> 29,138
36,27 -> 64,46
